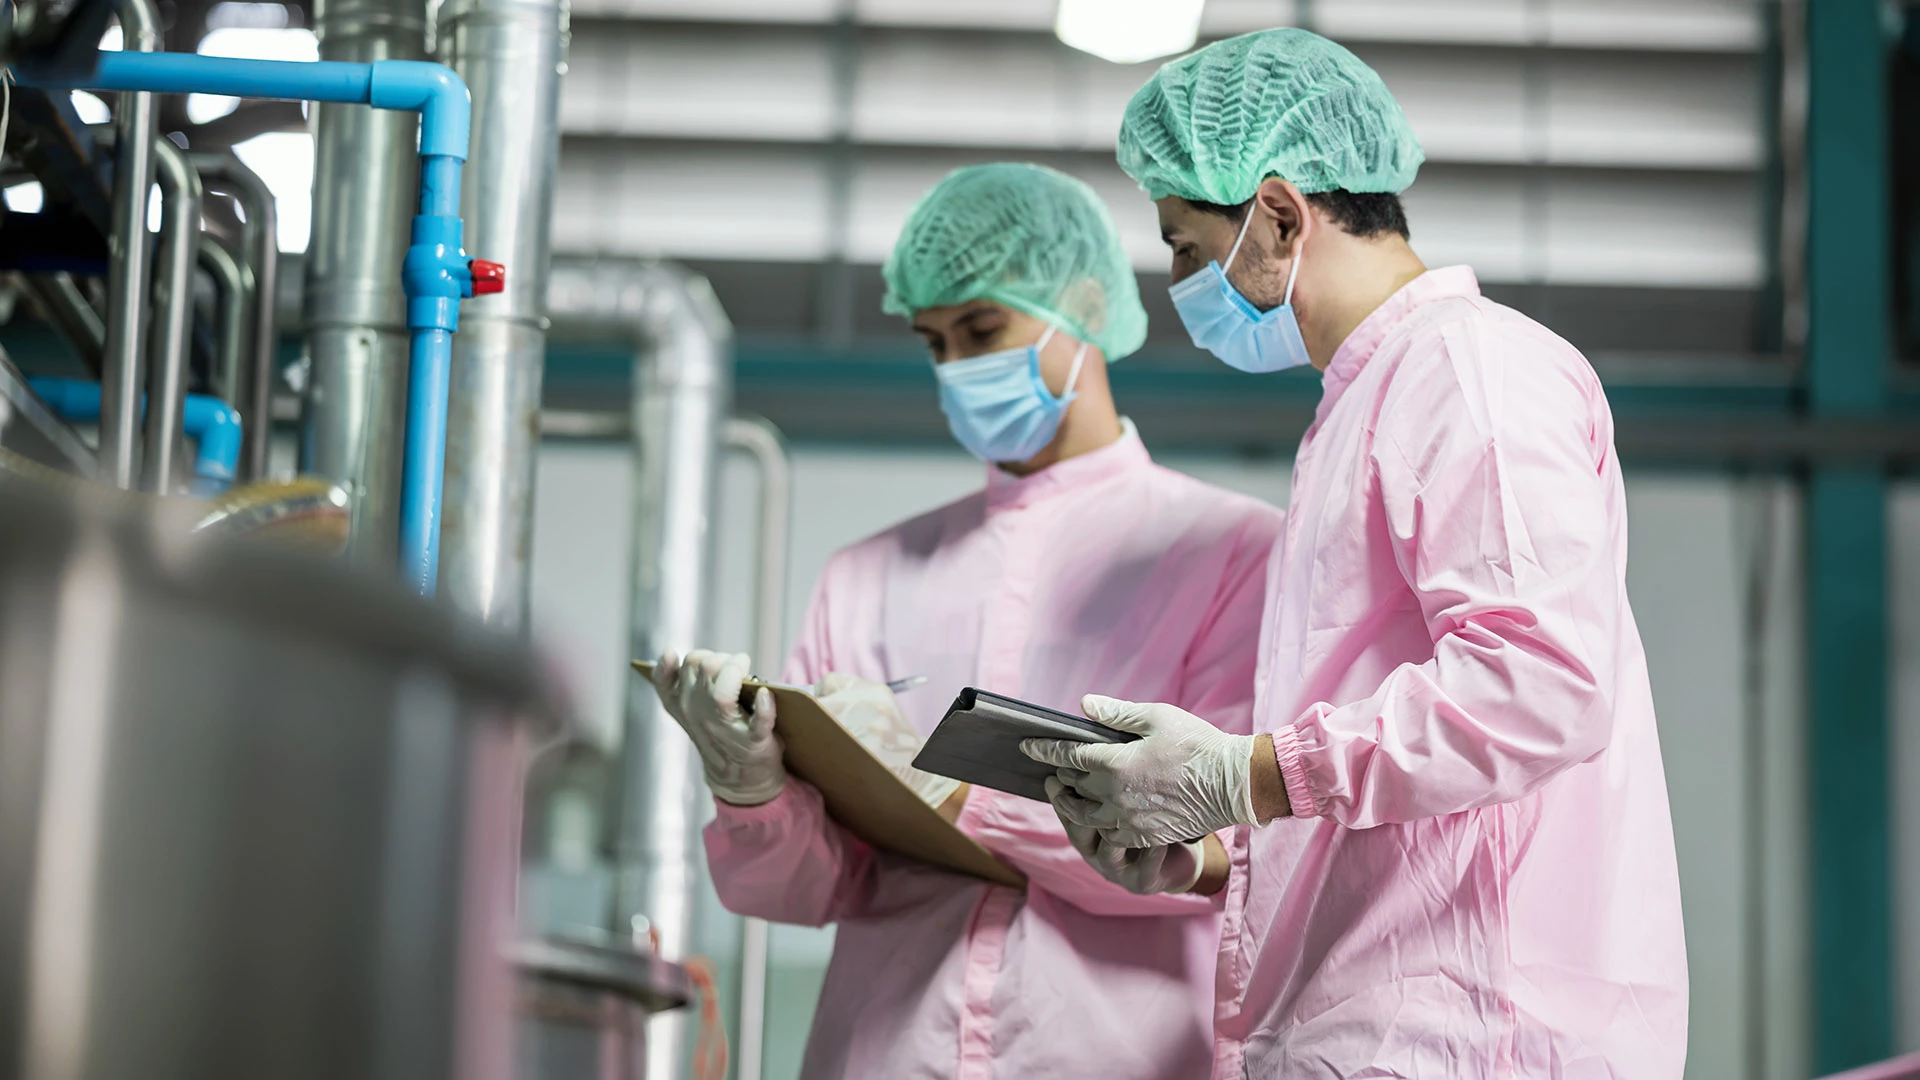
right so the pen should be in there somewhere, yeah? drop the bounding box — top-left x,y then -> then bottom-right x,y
886,675 -> 928,694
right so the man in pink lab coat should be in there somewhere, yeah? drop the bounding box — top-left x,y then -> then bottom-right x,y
1024,30 -> 1689,1079
649,163 -> 1284,1078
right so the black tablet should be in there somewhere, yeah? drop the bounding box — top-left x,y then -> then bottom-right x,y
912,686 -> 1138,802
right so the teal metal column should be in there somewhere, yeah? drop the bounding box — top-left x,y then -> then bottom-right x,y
1804,0 -> 1894,1071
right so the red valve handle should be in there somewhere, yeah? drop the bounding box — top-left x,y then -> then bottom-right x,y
468,259 -> 506,296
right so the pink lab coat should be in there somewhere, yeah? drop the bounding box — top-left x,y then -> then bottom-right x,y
1214,267 -> 1688,1078
704,427 -> 1283,1080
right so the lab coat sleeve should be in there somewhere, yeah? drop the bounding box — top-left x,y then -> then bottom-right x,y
704,780 -> 876,926
954,787 -> 1219,916
1275,321 -> 1623,828
703,550 -> 877,926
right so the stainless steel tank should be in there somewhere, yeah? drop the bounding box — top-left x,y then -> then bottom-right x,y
513,935 -> 693,1080
0,480 -> 556,1080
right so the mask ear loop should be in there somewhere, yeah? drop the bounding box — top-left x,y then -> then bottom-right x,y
1033,322 -> 1086,405
1225,197 -> 1305,308
1281,231 -> 1303,308
1057,340 -> 1088,404
1222,200 -> 1259,274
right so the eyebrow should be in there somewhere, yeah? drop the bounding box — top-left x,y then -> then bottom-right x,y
913,305 -> 1001,337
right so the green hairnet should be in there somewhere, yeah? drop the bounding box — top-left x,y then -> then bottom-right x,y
1117,28 -> 1424,205
881,163 -> 1148,362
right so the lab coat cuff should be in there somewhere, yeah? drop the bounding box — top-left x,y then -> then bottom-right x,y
1271,723 -> 1322,820
710,780 -> 805,827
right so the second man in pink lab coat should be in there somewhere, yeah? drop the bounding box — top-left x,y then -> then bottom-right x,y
1026,30 -> 1689,1080
649,163 -> 1283,1078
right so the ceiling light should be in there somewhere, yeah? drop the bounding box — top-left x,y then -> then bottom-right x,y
1055,0 -> 1204,65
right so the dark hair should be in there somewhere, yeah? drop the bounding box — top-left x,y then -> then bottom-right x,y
1189,188 -> 1410,240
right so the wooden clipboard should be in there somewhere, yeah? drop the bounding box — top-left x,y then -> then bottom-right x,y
633,661 -> 1024,888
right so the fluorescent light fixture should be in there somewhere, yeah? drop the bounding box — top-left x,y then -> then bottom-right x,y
190,26 -> 318,123
233,131 -> 313,251
1055,0 -> 1204,65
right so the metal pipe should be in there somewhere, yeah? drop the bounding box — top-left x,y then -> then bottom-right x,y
303,0 -> 429,569
191,152 -> 278,483
100,0 -> 157,489
548,258 -> 732,1080
435,0 -> 567,631
720,414 -> 791,1080
23,273 -> 105,377
198,236 -> 253,427
142,139 -> 202,494
21,53 -> 486,582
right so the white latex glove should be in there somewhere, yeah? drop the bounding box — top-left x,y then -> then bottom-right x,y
1050,778 -> 1206,895
650,650 -> 786,806
1021,694 -> 1256,849
814,671 -> 961,810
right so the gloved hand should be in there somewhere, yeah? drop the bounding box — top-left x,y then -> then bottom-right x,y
1021,694 -> 1256,849
814,671 -> 961,810
1051,778 -> 1205,895
650,650 -> 786,806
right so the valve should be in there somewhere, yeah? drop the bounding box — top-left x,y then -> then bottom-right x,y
469,259 -> 506,296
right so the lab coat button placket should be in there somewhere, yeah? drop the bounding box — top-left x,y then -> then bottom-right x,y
978,502 -> 1044,696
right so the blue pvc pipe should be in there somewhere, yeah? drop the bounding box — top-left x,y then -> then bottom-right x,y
399,328 -> 452,593
30,376 -> 241,494
15,52 -> 471,163
16,50 -> 480,596
56,52 -> 374,102
394,152 -> 474,597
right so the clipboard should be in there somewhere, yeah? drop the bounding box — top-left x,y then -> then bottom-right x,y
632,661 -> 1023,888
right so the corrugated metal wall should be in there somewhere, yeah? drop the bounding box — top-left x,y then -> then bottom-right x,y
551,0 -> 1775,350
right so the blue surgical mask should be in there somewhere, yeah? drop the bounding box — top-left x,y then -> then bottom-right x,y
1169,204 -> 1310,374
933,324 -> 1088,463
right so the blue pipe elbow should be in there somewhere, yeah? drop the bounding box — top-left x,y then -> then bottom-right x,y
182,396 -> 242,495
10,55 -> 466,162
369,60 -> 471,161
29,377 -> 242,495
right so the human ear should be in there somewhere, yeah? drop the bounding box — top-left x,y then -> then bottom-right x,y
1253,177 -> 1310,248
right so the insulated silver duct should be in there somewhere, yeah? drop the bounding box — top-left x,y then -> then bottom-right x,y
301,0 -> 427,565
100,0 -> 158,489
142,140 -> 202,494
436,0 -> 567,631
720,415 -> 791,1080
547,258 -> 731,1080
192,153 -> 278,484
